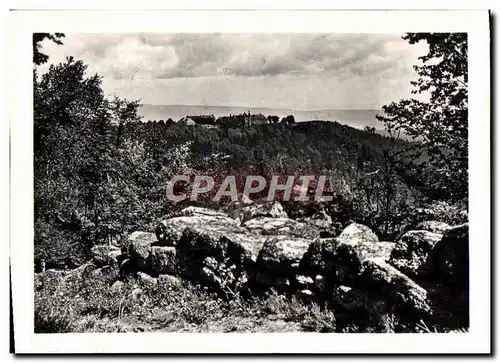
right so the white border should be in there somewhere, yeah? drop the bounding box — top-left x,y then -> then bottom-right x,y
9,10 -> 491,354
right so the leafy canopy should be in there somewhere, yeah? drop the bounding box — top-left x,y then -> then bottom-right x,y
376,33 -> 468,200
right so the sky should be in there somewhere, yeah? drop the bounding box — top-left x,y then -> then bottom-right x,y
38,33 -> 429,110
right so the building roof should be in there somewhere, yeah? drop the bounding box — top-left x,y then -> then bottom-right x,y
187,115 -> 216,125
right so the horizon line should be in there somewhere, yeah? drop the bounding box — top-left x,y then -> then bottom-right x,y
140,103 -> 383,112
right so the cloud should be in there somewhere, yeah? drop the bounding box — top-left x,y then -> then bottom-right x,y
41,33 -> 426,81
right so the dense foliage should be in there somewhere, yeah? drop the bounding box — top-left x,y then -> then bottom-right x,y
377,33 -> 468,201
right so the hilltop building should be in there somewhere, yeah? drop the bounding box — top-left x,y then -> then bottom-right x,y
178,114 -> 217,128
243,112 -> 268,126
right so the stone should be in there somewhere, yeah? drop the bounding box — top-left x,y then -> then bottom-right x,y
358,258 -> 431,319
175,223 -> 266,291
420,223 -> 469,289
156,210 -> 240,247
337,222 -> 379,244
332,285 -> 380,312
121,231 -> 156,271
389,230 -> 443,277
255,272 -> 291,291
254,236 -> 311,291
300,237 -> 396,286
298,210 -> 333,229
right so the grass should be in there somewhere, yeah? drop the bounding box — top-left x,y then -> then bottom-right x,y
34,264 -> 468,334
34,264 -> 336,333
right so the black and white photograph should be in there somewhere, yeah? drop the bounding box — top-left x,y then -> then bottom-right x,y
8,9 -> 491,354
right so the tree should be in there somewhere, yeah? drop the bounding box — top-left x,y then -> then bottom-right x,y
33,33 -> 65,65
267,115 -> 280,124
282,115 -> 296,125
109,96 -> 142,147
376,33 -> 468,200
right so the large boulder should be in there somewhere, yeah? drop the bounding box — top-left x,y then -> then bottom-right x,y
175,221 -> 266,291
156,208 -> 239,247
255,236 -> 311,291
337,222 -> 379,244
90,245 -> 121,267
331,285 -> 389,328
230,201 -> 288,224
420,223 -> 469,289
389,230 -> 443,278
297,210 -> 333,229
150,246 -> 177,275
300,237 -> 396,287
415,221 -> 451,234
357,258 -> 432,320
121,231 -> 156,271
243,217 -> 320,238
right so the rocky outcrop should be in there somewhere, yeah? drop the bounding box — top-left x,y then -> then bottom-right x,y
331,285 -> 388,323
175,223 -> 266,293
121,231 -> 156,271
255,236 -> 311,291
47,205 -> 465,331
300,223 -> 394,289
358,258 -> 431,319
137,271 -> 157,288
420,223 -> 469,289
389,230 -> 443,278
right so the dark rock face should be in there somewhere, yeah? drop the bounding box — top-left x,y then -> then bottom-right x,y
389,230 -> 443,278
299,223 -> 395,289
121,231 -> 156,271
421,223 -> 469,289
358,258 -> 432,320
255,236 -> 311,292
331,285 -> 388,328
175,223 -> 266,294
